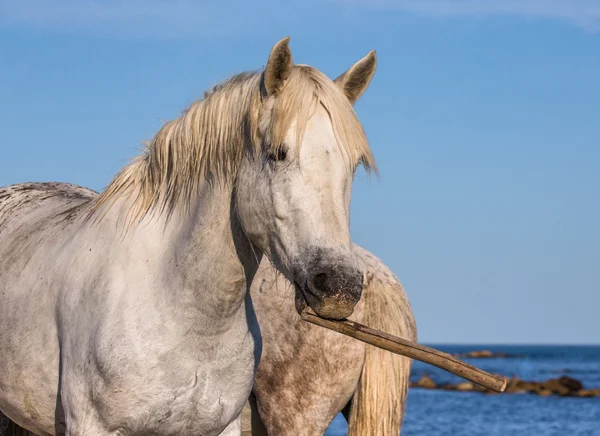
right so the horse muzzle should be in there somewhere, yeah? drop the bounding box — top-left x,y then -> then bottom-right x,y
293,260 -> 363,320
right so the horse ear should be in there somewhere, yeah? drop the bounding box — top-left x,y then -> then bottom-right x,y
264,36 -> 293,96
334,50 -> 377,104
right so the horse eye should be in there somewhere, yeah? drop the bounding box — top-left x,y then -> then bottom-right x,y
267,147 -> 287,162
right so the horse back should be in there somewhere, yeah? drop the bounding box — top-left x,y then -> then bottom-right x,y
0,182 -> 96,228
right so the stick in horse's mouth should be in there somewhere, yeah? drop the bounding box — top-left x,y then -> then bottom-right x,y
300,307 -> 508,393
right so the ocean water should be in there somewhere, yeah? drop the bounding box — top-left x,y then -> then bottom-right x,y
325,345 -> 600,436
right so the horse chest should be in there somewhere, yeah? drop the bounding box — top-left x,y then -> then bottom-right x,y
134,375 -> 240,436
90,333 -> 257,435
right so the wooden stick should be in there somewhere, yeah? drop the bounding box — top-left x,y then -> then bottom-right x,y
301,309 -> 507,393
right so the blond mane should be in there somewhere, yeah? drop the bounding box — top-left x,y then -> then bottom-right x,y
93,66 -> 376,223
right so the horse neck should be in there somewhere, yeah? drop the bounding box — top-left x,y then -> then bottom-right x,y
171,183 -> 260,322
108,182 -> 259,328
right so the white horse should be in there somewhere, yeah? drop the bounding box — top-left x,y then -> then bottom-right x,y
242,245 -> 416,435
0,37 -> 378,436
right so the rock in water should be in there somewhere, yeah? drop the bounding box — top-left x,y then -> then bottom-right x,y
414,375 -> 437,389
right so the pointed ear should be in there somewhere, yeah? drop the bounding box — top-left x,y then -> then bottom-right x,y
334,50 -> 377,104
264,36 -> 293,97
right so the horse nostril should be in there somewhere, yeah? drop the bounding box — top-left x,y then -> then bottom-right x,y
312,272 -> 328,291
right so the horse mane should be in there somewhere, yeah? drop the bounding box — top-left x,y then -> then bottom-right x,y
92,65 -> 376,223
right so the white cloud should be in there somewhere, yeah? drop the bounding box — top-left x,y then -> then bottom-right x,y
335,0 -> 600,32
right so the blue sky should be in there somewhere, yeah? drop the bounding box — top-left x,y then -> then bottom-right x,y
1,1 -> 598,344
